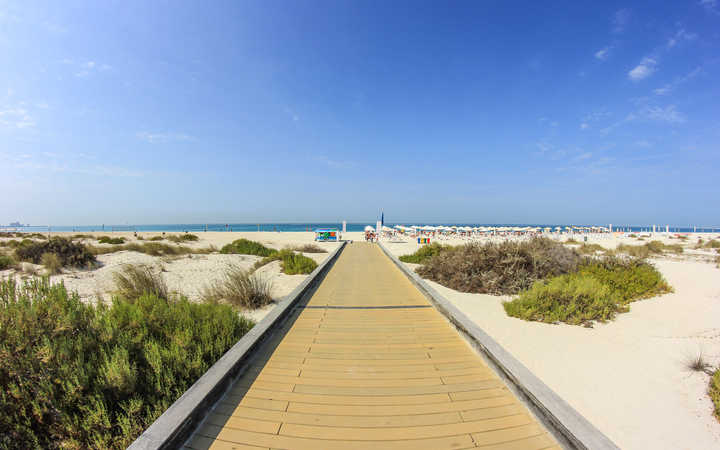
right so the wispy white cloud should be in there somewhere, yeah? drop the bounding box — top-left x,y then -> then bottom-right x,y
638,105 -> 686,123
628,57 -> 657,81
0,152 -> 145,177
653,66 -> 701,95
73,60 -> 112,78
595,47 -> 611,61
0,107 -> 35,129
283,106 -> 299,122
667,29 -> 698,48
314,156 -> 355,169
612,9 -> 631,33
699,0 -> 719,14
136,131 -> 194,143
580,123 -> 589,130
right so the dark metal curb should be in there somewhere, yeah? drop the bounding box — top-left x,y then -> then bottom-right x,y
127,241 -> 347,450
377,241 -> 619,450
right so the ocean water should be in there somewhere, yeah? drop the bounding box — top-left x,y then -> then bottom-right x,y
3,223 -> 718,233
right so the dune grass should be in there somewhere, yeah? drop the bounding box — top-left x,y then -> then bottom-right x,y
201,265 -> 273,309
503,257 -> 672,325
615,240 -> 683,258
113,264 -> 169,301
0,277 -> 252,449
415,238 -> 582,295
167,233 -> 199,243
285,243 -> 327,253
88,242 -> 215,257
41,253 -> 62,275
0,254 -> 14,270
711,369 -> 720,422
399,243 -> 451,264
220,239 -> 275,257
97,236 -> 126,245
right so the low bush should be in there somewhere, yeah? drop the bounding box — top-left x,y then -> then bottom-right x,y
628,233 -> 638,238
416,238 -> 582,295
711,369 -> 720,422
148,236 -> 164,241
98,236 -> 125,245
616,240 -> 683,258
577,243 -> 606,255
0,277 -> 253,449
14,237 -> 96,268
201,265 -> 273,309
167,234 -> 199,243
503,257 -> 672,325
286,244 -> 327,253
399,243 -> 451,264
89,242 -> 214,257
113,264 -> 169,301
41,253 -> 62,275
696,239 -> 720,250
255,249 -> 318,274
0,254 -> 14,270
220,239 -> 275,257
280,251 -> 318,274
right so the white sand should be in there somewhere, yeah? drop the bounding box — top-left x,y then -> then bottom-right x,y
384,235 -> 720,449
3,232 -> 340,323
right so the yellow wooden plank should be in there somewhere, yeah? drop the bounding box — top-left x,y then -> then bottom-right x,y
196,424 -> 476,450
218,405 -> 464,427
285,394 -> 515,416
278,413 -> 533,440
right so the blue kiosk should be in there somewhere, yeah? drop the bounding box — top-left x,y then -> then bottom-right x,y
314,228 -> 339,242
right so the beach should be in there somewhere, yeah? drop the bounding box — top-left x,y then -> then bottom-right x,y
1,231 -> 342,322
2,229 -> 719,447
384,232 -> 720,449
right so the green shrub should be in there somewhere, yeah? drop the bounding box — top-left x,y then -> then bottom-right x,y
0,254 -> 14,270
41,253 -> 62,275
14,237 -> 96,268
113,264 -> 168,301
148,236 -> 164,241
577,243 -> 606,255
71,234 -> 92,240
220,239 -> 275,257
167,234 -> 199,243
89,242 -> 214,257
286,244 -> 327,254
711,369 -> 720,422
255,249 -> 318,275
399,243 -> 451,263
201,265 -> 273,309
279,251 -> 318,275
0,277 -> 252,449
617,241 -> 683,258
503,257 -> 672,325
98,236 -> 125,245
416,238 -> 582,295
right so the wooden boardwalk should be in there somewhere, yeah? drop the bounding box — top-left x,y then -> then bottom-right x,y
186,243 -> 559,450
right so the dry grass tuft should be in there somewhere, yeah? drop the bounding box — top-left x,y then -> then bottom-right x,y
201,265 -> 273,309
113,264 -> 169,301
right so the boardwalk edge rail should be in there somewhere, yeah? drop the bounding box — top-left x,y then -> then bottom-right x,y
128,241 -> 347,450
378,241 -> 619,450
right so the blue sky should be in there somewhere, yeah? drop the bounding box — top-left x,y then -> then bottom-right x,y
1,1 -> 719,226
